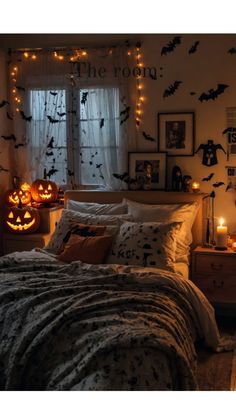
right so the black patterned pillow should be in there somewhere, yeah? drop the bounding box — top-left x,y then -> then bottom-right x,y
106,221 -> 182,271
45,209 -> 132,254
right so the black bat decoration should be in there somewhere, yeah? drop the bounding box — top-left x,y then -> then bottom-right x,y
190,92 -> 196,95
0,100 -> 9,108
20,110 -> 32,122
161,36 -> 182,56
228,47 -> 236,54
50,91 -> 58,96
57,112 -> 66,117
14,143 -> 25,149
96,164 -> 103,168
47,115 -> 59,124
222,127 -> 236,135
45,168 -> 59,178
120,106 -> 130,125
188,41 -> 200,54
47,137 -> 54,148
6,112 -> 13,120
213,181 -> 225,188
16,85 -> 25,91
1,134 -> 16,141
113,172 -> 129,181
67,169 -> 74,177
89,161 -> 93,165
46,151 -> 54,156
198,84 -> 229,102
202,173 -> 215,181
142,131 -> 155,142
163,81 -> 182,98
81,92 -> 88,105
100,118 -> 104,128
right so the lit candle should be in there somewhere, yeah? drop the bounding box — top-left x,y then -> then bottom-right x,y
216,217 -> 228,249
192,181 -> 200,193
232,242 -> 236,252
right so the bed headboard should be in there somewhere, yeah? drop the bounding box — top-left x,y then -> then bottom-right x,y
64,190 -> 206,248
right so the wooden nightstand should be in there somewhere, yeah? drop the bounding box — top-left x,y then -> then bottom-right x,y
191,246 -> 236,315
2,232 -> 52,254
2,206 -> 63,255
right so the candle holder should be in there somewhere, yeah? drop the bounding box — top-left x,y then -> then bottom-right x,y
191,181 -> 200,193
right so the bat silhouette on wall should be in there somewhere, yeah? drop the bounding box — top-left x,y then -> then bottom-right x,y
67,169 -> 74,176
100,118 -> 104,128
198,84 -> 229,102
6,112 -> 13,120
228,47 -> 236,54
20,110 -> 32,122
50,91 -> 58,96
202,173 -> 215,181
188,41 -> 200,54
163,81 -> 182,98
0,100 -> 9,108
81,92 -> 88,105
161,36 -> 182,56
96,164 -> 103,168
14,143 -> 26,149
16,85 -> 25,91
142,131 -> 155,142
46,151 -> 54,156
47,115 -> 59,124
120,106 -> 130,125
190,92 -> 196,96
195,139 -> 226,166
1,134 -> 16,141
213,181 -> 225,188
57,112 -> 66,117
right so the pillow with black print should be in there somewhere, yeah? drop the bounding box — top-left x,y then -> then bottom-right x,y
45,209 -> 132,254
106,221 -> 182,271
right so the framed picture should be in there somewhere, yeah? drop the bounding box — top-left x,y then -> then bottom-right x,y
128,152 -> 167,190
157,111 -> 195,156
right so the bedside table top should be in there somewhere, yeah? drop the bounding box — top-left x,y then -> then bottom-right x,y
193,246 -> 236,256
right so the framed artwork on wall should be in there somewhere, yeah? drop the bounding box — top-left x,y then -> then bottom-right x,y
128,152 -> 167,190
157,111 -> 195,156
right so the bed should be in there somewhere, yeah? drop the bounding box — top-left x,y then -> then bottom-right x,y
0,191 -> 223,391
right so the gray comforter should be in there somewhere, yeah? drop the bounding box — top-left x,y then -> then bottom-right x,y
0,250 -> 220,391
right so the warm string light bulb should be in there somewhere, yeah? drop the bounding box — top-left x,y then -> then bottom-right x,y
135,43 -> 145,127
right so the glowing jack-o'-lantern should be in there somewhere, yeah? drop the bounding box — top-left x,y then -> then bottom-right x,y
5,188 -> 31,207
31,179 -> 58,203
5,202 -> 40,234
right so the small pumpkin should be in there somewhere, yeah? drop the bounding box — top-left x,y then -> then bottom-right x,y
5,201 -> 40,234
5,188 -> 31,206
31,179 -> 58,203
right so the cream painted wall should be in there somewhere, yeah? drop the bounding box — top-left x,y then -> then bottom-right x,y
133,34 -> 236,233
1,34 -> 236,234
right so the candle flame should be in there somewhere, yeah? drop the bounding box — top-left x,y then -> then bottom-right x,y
219,217 -> 224,226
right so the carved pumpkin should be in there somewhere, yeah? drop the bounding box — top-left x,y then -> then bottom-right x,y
5,188 -> 31,206
31,179 -> 58,203
20,182 -> 31,192
5,202 -> 40,234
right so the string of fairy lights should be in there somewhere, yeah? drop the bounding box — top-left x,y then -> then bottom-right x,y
10,44 -> 145,126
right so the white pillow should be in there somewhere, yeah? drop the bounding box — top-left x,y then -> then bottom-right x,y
107,221 -> 182,271
67,200 -> 128,215
45,209 -> 132,254
123,198 -> 199,264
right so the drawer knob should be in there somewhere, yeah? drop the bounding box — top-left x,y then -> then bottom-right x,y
213,279 -> 224,288
210,263 -> 222,271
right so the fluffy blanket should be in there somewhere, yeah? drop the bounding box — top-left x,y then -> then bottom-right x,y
0,249 -> 221,391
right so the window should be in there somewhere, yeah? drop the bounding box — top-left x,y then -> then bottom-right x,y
29,86 -> 121,188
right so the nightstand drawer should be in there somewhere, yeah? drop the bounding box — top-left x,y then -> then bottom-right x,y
194,275 -> 236,290
194,254 -> 236,276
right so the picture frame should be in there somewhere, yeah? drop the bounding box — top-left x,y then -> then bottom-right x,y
128,152 -> 167,190
157,111 -> 195,156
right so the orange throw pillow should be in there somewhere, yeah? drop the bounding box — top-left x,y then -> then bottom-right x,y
58,234 -> 113,264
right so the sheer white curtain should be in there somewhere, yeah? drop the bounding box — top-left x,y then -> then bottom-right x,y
10,46 -> 131,189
